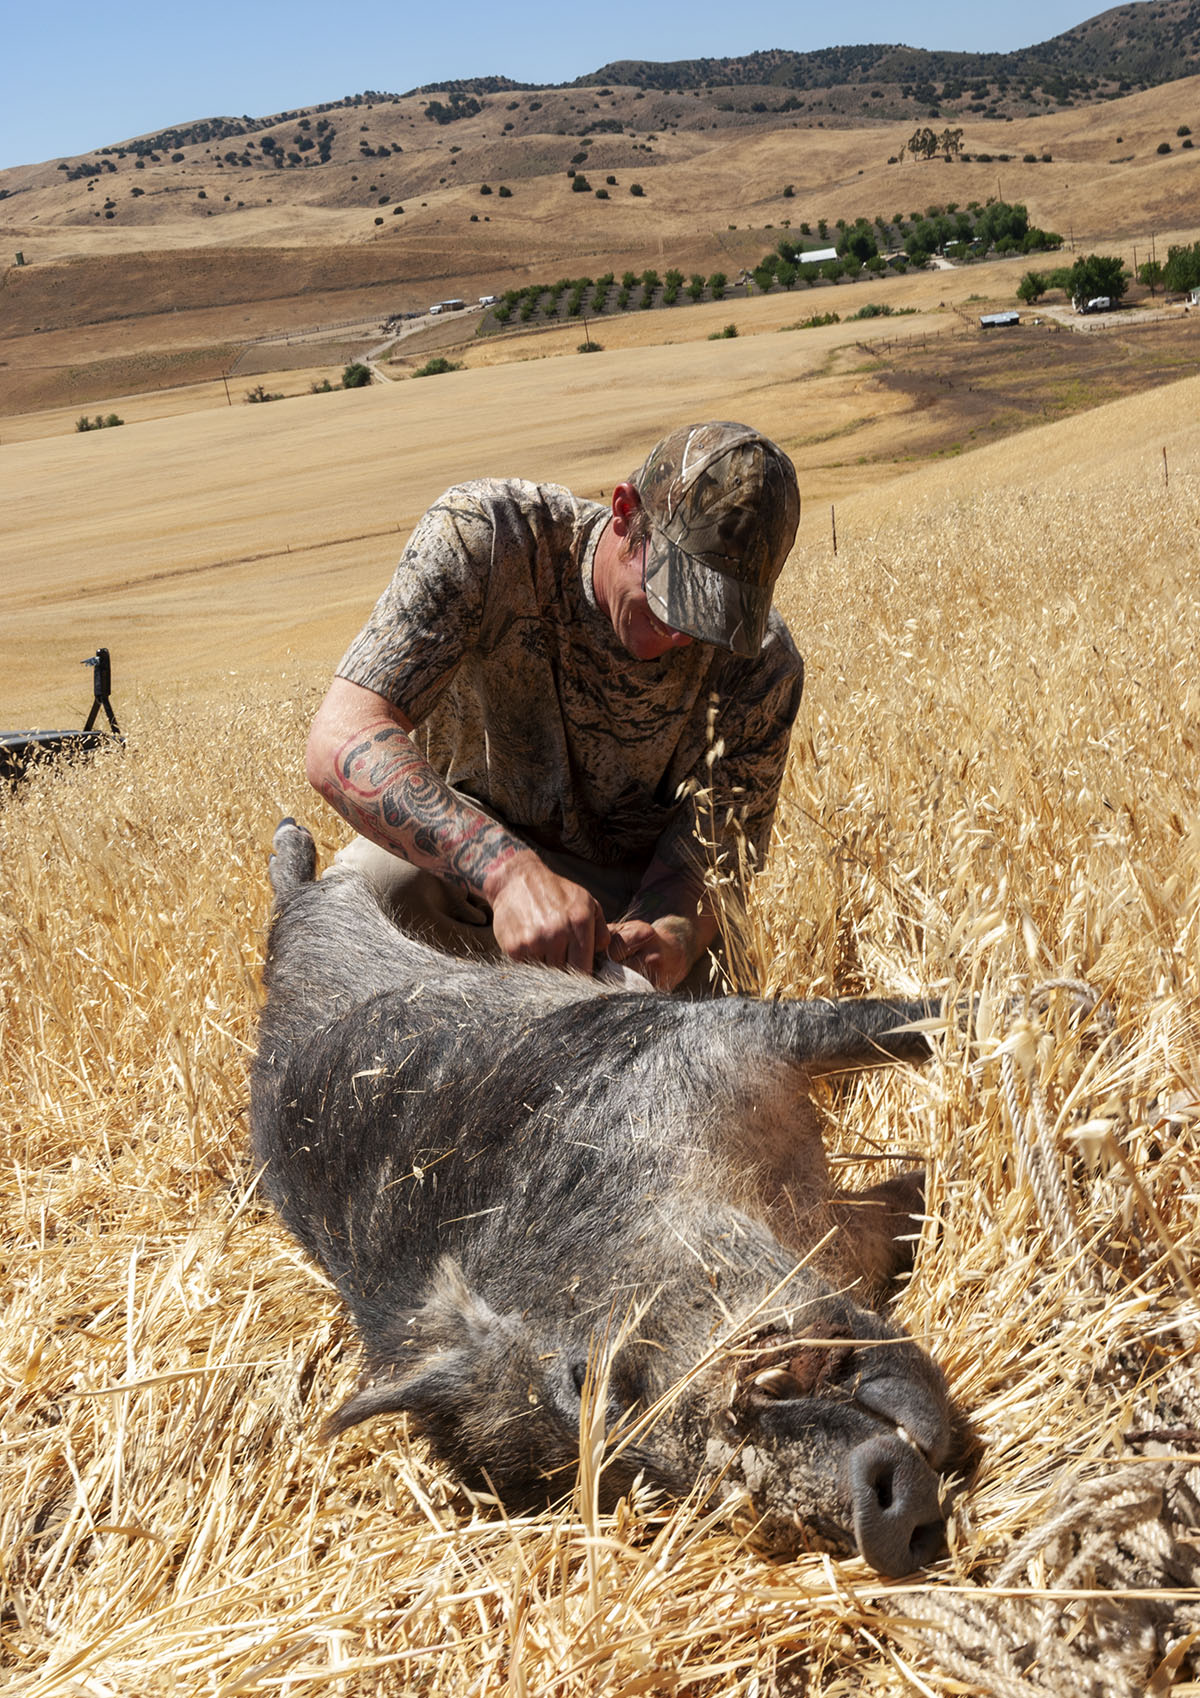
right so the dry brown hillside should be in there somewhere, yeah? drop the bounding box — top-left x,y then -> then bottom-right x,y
1,73 -> 1198,419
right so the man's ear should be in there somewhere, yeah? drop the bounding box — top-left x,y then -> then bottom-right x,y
610,481 -> 640,537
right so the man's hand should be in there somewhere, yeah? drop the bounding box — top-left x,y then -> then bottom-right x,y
486,851 -> 610,974
608,916 -> 695,992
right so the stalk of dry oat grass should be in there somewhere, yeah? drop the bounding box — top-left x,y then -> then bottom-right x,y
2,427 -> 1199,1694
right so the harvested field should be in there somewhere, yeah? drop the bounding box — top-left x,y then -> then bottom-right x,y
2,366 -> 1198,1692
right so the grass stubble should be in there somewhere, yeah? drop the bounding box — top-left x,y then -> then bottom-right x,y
1,419 -> 1199,1694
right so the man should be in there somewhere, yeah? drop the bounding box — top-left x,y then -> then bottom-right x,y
306,420 -> 803,992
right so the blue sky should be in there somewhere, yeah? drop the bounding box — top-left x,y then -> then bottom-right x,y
3,0 -> 1120,171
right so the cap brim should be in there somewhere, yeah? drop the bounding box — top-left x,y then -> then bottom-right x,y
643,536 -> 772,657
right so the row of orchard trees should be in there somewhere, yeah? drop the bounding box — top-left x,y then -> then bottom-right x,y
755,200 -> 1062,285
480,198 -> 1078,331
490,270 -> 738,323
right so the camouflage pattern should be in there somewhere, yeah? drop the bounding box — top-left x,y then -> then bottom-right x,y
336,478 -> 803,871
633,422 -> 801,657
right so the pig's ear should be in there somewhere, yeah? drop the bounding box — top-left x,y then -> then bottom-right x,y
321,1351 -> 474,1439
322,1263 -> 513,1439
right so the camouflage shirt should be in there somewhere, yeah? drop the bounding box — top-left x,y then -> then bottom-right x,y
336,479 -> 804,869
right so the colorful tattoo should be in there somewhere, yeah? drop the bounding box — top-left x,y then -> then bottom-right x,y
330,722 -> 523,899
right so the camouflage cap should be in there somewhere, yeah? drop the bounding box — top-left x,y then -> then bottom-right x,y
632,421 -> 800,657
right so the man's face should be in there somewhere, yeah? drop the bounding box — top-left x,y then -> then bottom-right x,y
605,538 -> 695,661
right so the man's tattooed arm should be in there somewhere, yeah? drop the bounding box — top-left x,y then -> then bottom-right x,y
307,676 -> 610,972
322,718 -> 525,901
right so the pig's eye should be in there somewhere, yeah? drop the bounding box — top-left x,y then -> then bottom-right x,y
752,1367 -> 804,1400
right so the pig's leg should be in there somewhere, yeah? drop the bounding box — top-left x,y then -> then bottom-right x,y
827,1171 -> 927,1301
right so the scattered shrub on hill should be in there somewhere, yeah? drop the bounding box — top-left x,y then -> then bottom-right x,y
75,413 -> 124,432
577,339 -> 602,353
708,323 -> 738,339
849,302 -> 895,318
1179,124 -> 1192,136
425,95 -> 481,125
595,188 -> 609,199
630,183 -> 645,196
480,184 -> 493,195
413,356 -> 463,377
342,363 -> 372,389
1157,141 -> 1172,154
572,175 -> 591,192
498,185 -> 512,197
244,385 -> 283,404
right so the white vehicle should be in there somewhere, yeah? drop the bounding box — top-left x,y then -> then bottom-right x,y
479,294 -> 499,306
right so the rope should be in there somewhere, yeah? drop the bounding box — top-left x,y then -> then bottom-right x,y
902,979 -> 1200,1694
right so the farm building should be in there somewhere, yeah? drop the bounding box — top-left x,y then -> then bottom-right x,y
980,311 -> 1021,328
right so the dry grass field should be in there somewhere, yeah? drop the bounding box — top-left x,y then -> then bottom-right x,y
3,350 -> 1199,1691
2,66 -> 1200,1698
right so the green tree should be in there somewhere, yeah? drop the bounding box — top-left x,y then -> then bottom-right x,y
707,271 -> 727,299
1163,241 -> 1200,292
840,219 -> 878,266
342,363 -> 372,388
1016,271 -> 1048,304
1068,253 -> 1128,307
1137,259 -> 1165,294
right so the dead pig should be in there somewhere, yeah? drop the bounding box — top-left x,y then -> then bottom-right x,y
250,819 -> 955,1575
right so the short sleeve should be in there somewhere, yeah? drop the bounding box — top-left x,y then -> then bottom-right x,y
336,487 -> 496,720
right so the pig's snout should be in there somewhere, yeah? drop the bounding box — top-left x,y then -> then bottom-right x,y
849,1434 -> 945,1576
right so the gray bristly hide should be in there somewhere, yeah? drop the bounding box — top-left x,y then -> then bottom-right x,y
250,819 -> 957,1577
